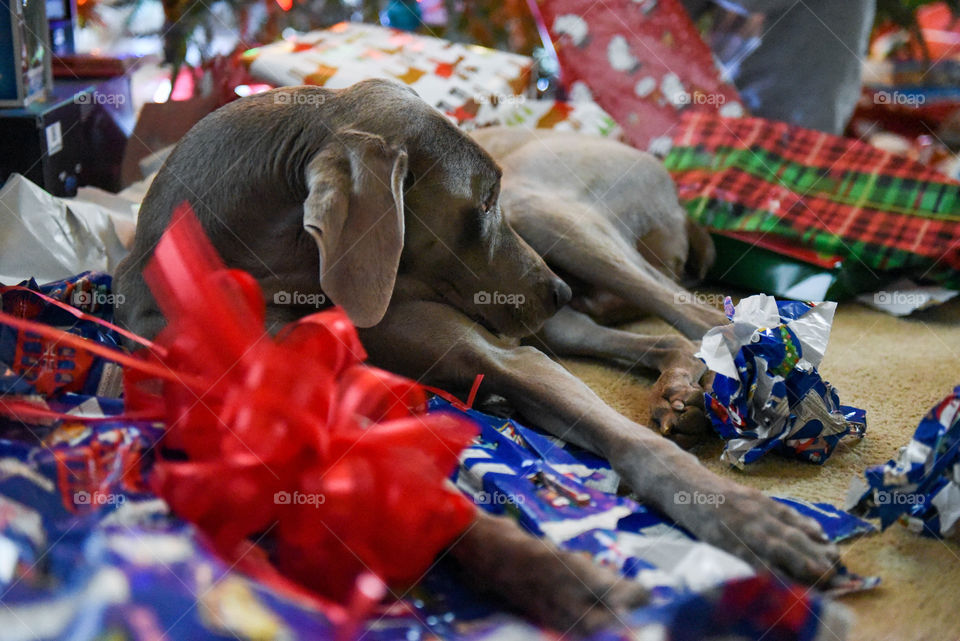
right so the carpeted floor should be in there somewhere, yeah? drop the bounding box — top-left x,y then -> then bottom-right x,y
560,291 -> 960,641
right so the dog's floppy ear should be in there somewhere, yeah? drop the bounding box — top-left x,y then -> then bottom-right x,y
303,130 -> 407,327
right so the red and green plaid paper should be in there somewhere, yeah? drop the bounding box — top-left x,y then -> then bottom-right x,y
665,112 -> 960,289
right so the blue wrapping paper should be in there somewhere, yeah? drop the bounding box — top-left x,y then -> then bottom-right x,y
847,386 -> 960,538
698,295 -> 867,468
1,272 -> 120,397
0,274 -> 871,641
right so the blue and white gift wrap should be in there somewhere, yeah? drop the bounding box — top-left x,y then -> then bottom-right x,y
698,295 -> 866,468
0,275 -> 874,641
847,386 -> 960,538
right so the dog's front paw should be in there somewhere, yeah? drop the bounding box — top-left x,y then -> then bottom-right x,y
452,513 -> 647,637
678,482 -> 840,586
650,367 -> 712,448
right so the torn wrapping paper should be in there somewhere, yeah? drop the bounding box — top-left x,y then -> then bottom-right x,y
0,273 -> 870,641
773,497 -> 876,543
444,398 -> 876,600
847,386 -> 960,538
857,278 -> 958,317
1,272 -> 122,397
0,174 -> 129,284
0,390 -> 860,641
698,294 -> 866,467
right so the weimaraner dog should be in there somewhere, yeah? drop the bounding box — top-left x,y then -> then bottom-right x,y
114,79 -> 838,636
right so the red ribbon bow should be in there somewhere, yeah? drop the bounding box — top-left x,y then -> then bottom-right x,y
130,205 -> 479,602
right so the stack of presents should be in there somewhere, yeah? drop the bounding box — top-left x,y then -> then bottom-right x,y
2,1 -> 960,640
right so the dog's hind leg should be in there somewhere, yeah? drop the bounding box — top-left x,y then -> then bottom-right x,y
529,307 -> 712,448
505,196 -> 727,341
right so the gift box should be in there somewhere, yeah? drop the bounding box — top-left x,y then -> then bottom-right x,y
531,0 -> 746,150
708,231 -> 884,301
241,22 -> 620,136
242,22 -> 531,97
664,111 -> 960,293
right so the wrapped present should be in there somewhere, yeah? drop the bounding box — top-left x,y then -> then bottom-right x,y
241,22 -> 621,136
848,386 -> 960,538
242,23 -> 530,117
532,0 -> 746,150
698,295 -> 866,468
665,111 -> 960,292
466,90 -> 623,137
707,231 -> 883,301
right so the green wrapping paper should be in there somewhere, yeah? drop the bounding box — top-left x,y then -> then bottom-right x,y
665,112 -> 960,293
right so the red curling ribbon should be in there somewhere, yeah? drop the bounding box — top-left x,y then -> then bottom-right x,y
133,204 -> 479,603
423,373 -> 485,411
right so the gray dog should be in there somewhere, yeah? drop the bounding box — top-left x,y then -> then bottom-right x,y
114,79 -> 838,635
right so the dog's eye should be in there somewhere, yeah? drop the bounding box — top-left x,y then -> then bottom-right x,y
404,170 -> 417,191
482,186 -> 499,213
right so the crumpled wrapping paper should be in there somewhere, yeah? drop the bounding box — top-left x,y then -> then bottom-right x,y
847,386 -> 960,538
0,174 -> 131,284
0,273 -> 870,640
698,294 -> 866,467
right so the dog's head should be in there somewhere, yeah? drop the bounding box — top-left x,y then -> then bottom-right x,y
304,79 -> 570,336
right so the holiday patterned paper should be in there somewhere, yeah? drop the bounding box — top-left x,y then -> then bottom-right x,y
242,22 -> 620,136
0,274 -> 863,641
665,111 -> 960,289
535,0 -> 746,150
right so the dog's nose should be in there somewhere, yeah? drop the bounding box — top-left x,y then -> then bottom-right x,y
551,278 -> 573,311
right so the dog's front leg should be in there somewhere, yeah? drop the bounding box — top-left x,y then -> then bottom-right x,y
530,306 -> 713,448
361,301 -> 839,592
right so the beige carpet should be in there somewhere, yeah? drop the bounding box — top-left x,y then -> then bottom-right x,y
560,292 -> 960,641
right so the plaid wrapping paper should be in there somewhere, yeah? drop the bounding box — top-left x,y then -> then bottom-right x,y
664,112 -> 960,289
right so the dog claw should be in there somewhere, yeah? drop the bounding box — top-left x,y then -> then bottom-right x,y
650,367 -> 712,448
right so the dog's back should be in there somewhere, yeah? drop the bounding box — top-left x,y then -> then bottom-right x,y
470,127 -> 712,282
